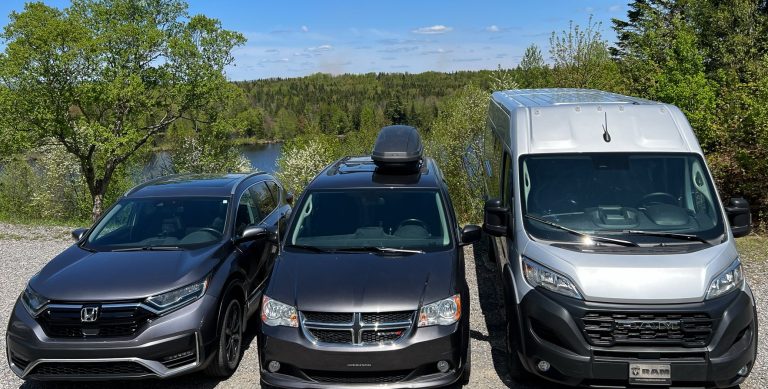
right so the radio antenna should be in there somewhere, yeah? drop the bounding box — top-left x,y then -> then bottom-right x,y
602,112 -> 612,143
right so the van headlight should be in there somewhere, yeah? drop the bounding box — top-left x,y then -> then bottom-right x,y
261,296 -> 298,327
144,277 -> 208,315
706,259 -> 744,300
523,257 -> 583,299
21,285 -> 49,317
418,294 -> 461,327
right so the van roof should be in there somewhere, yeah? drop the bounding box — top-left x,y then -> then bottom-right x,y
494,88 -> 658,108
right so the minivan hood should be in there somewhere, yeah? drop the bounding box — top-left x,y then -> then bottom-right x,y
267,251 -> 456,312
524,240 -> 738,303
30,244 -> 220,302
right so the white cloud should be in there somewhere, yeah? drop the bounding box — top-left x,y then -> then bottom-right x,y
412,25 -> 453,34
301,25 -> 309,33
486,25 -> 500,33
608,4 -> 622,12
307,44 -> 334,52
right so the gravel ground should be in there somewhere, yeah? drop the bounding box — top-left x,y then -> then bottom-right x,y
0,223 -> 763,388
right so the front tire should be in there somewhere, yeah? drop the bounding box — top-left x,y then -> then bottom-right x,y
205,298 -> 244,377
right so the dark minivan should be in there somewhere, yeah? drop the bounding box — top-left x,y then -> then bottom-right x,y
258,126 -> 480,388
7,173 -> 291,380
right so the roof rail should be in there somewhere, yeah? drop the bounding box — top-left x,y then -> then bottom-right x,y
123,174 -> 183,197
230,171 -> 269,195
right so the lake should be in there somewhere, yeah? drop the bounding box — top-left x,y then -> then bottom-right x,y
145,143 -> 283,176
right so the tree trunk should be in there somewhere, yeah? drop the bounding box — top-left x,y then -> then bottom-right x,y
91,192 -> 104,222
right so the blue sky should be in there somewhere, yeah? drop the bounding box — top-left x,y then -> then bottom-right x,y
0,1 -> 629,80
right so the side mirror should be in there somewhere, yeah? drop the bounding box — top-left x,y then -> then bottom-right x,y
483,198 -> 509,237
460,224 -> 482,246
285,192 -> 294,205
725,197 -> 751,238
235,226 -> 269,244
71,228 -> 88,241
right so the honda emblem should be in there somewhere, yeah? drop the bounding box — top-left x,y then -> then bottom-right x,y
80,306 -> 99,322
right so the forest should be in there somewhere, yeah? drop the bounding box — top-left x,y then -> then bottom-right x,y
0,0 -> 766,230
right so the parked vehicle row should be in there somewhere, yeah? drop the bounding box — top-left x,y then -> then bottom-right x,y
6,89 -> 758,388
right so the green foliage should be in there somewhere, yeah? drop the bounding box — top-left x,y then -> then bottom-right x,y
516,44 -> 550,88
275,134 -> 341,195
0,0 -> 245,219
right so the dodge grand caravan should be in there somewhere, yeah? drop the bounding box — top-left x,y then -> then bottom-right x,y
481,89 -> 757,387
7,173 -> 291,380
258,125 -> 480,388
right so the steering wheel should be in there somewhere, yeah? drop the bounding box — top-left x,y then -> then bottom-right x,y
197,228 -> 223,238
639,192 -> 677,207
396,219 -> 429,232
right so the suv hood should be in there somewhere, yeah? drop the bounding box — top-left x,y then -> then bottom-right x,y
30,244 -> 220,301
525,240 -> 739,304
267,250 -> 456,312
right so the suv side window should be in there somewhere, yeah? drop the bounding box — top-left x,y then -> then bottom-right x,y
235,187 -> 260,237
265,181 -> 282,206
252,182 -> 277,218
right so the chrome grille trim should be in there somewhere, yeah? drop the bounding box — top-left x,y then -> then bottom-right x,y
300,311 -> 415,347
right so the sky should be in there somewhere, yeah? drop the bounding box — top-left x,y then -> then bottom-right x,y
0,1 -> 630,81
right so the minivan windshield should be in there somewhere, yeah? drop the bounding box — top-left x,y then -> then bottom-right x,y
287,190 -> 451,252
520,153 -> 725,245
85,197 -> 229,251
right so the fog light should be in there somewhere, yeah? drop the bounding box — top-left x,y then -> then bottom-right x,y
268,360 -> 281,373
537,360 -> 551,372
738,365 -> 749,376
436,360 -> 450,373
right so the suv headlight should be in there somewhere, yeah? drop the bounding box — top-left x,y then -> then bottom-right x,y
706,259 -> 744,300
261,296 -> 298,327
144,277 -> 208,315
523,257 -> 582,299
21,285 -> 49,317
418,294 -> 461,327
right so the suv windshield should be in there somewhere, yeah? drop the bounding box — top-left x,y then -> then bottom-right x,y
288,190 -> 451,252
85,197 -> 229,251
520,153 -> 725,245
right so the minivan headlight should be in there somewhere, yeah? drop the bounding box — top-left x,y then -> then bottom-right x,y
21,285 -> 49,317
706,259 -> 744,300
144,277 -> 208,315
523,257 -> 583,299
418,294 -> 461,327
261,296 -> 298,327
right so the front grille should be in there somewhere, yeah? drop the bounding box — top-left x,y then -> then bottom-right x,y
305,369 -> 410,384
583,312 -> 713,347
38,303 -> 155,339
308,329 -> 354,344
29,362 -> 152,377
362,311 -> 413,324
303,312 -> 354,324
302,311 -> 414,346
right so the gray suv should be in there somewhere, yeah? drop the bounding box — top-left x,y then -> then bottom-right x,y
7,173 -> 291,381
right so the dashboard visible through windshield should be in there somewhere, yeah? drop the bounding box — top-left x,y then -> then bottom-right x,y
288,189 -> 452,252
520,153 -> 726,245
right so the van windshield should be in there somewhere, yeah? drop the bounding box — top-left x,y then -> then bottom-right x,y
287,190 -> 452,252
520,153 -> 725,245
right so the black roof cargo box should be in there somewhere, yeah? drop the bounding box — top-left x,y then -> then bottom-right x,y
371,125 -> 423,171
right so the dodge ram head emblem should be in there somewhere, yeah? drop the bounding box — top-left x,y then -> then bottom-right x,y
80,306 -> 99,322
615,320 -> 681,331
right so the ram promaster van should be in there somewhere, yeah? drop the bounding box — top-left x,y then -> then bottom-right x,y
481,89 -> 756,387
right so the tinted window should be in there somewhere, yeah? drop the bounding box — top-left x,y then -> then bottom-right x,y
266,181 -> 282,206
520,153 -> 725,244
86,197 -> 228,250
235,188 -> 260,237
252,182 -> 277,217
288,189 -> 452,251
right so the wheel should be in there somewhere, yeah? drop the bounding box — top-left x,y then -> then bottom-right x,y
506,321 -> 530,382
459,344 -> 471,385
205,297 -> 244,377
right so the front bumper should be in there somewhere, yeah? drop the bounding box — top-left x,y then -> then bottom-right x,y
259,322 -> 468,388
515,286 -> 757,388
6,295 -> 219,381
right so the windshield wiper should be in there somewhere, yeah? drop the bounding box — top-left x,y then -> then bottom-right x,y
286,244 -> 331,253
111,246 -> 182,252
524,214 -> 639,247
608,230 -> 712,246
332,246 -> 426,254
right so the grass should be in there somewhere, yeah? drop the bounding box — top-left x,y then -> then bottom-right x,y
736,235 -> 767,264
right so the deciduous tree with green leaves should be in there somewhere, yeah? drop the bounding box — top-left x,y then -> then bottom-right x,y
0,0 -> 245,220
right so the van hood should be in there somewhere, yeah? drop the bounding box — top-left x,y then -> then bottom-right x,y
524,240 -> 738,303
30,244 -> 220,302
266,250 -> 456,312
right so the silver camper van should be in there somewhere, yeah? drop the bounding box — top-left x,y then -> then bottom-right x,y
481,89 -> 756,387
